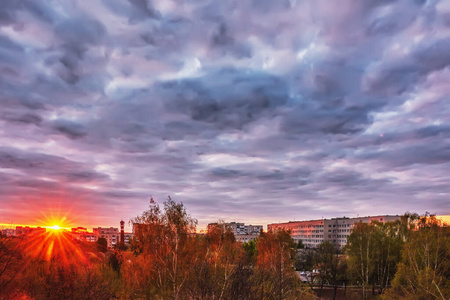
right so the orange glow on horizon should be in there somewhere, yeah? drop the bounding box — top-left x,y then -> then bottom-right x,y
438,215 -> 450,225
20,228 -> 99,266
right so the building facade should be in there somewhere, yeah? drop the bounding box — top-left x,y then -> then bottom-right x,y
1,228 -> 16,236
235,234 -> 260,243
93,227 -> 119,249
207,222 -> 263,238
70,226 -> 133,248
268,215 -> 401,248
15,226 -> 46,236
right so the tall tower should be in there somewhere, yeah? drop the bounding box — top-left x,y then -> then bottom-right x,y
120,220 -> 125,244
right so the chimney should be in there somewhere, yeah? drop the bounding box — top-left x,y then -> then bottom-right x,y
120,220 -> 125,244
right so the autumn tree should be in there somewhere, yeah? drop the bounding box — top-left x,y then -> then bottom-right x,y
126,196 -> 197,299
256,229 -> 316,300
205,222 -> 244,299
0,234 -> 25,299
185,222 -> 253,300
22,258 -> 119,300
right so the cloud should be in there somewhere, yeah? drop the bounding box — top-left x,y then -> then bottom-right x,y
0,0 -> 449,228
52,119 -> 87,139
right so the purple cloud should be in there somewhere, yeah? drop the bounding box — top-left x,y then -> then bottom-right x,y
0,0 -> 449,230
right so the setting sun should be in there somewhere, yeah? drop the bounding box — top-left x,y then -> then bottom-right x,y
50,225 -> 61,230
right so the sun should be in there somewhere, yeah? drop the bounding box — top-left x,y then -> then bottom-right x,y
50,224 -> 62,231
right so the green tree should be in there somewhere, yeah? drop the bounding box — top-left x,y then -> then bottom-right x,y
243,239 -> 257,262
370,221 -> 404,294
316,241 -> 340,299
345,222 -> 376,299
385,214 -> 450,300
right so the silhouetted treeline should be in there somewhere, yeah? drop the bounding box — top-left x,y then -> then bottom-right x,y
0,198 -> 449,300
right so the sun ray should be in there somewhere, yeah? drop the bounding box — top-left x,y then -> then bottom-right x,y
16,210 -> 100,267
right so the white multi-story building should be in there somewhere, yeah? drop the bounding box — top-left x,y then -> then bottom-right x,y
268,215 -> 401,248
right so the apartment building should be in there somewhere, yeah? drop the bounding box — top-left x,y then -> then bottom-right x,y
15,226 -> 46,236
93,227 -> 119,249
1,228 -> 16,236
207,222 -> 263,237
71,227 -> 98,243
235,234 -> 260,243
70,226 -> 133,248
268,215 -> 401,248
71,231 -> 99,243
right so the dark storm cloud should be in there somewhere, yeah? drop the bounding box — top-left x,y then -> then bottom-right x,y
0,0 -> 449,228
1,112 -> 42,125
52,119 -> 87,139
363,37 -> 450,95
159,68 -> 289,130
359,143 -> 450,168
128,0 -> 161,21
0,147 -> 107,183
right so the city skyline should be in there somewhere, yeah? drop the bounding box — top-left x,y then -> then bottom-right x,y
1,1 -> 450,230
2,212 -> 449,233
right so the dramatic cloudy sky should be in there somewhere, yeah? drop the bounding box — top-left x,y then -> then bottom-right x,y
1,0 -> 449,230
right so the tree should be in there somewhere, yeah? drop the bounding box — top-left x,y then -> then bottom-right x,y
127,196 -> 197,299
370,221 -> 404,294
385,214 -> 450,300
345,222 -> 376,299
96,237 -> 108,253
256,229 -> 316,300
316,241 -> 340,300
242,239 -> 257,262
22,257 -> 119,300
186,221 -> 253,300
0,234 -> 25,299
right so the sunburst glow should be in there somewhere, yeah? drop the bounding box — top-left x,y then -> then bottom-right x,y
14,210 -> 99,266
50,225 -> 61,230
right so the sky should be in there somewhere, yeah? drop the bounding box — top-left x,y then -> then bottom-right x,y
1,0 -> 450,230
